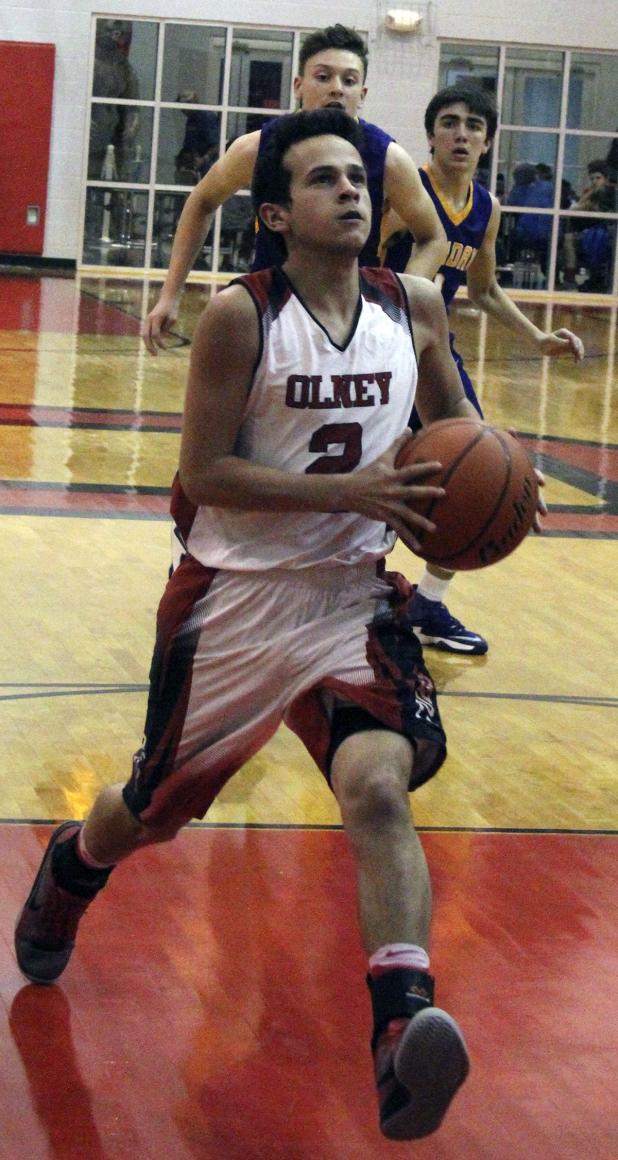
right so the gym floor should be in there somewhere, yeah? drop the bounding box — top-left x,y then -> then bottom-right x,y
0,272 -> 616,1159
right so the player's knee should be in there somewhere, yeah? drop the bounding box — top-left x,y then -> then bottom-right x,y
335,759 -> 411,833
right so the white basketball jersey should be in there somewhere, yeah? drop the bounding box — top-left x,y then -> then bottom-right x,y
172,266 -> 419,571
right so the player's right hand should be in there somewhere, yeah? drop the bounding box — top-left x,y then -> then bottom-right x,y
344,432 -> 445,553
141,296 -> 179,355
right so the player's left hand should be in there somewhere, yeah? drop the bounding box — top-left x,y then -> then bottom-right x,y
532,468 -> 547,534
538,329 -> 584,361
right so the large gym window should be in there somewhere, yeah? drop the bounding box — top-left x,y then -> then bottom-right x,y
81,18 -> 300,277
438,42 -> 618,295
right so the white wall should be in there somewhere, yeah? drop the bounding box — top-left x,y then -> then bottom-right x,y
2,0 -> 618,261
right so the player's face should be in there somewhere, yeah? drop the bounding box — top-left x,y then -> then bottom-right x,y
294,49 -> 367,118
271,135 -> 371,254
428,102 -> 491,173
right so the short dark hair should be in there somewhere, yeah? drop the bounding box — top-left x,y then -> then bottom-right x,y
252,108 -> 365,258
424,85 -> 498,142
299,24 -> 368,80
512,162 -> 537,186
252,108 -> 364,211
588,159 -> 609,178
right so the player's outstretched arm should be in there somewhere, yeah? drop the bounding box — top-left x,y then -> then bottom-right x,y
142,132 -> 261,355
383,143 -> 448,279
466,199 -> 585,362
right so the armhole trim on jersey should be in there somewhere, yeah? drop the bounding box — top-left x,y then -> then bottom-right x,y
392,272 -> 417,367
232,281 -> 264,394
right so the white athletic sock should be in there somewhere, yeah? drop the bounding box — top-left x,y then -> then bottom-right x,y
77,827 -> 115,870
369,943 -> 430,976
416,569 -> 452,603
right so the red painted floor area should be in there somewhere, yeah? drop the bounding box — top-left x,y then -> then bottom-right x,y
1,827 -> 616,1160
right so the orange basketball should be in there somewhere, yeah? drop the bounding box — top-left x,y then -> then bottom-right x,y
395,417 -> 539,570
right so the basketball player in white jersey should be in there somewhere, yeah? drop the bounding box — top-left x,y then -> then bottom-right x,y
16,109 -> 545,1140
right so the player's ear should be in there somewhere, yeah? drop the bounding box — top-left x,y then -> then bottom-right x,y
293,73 -> 303,107
258,203 -> 289,233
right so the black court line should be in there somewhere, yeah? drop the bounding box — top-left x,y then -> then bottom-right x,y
536,528 -> 618,538
0,409 -> 182,433
0,339 -> 605,360
478,351 -> 609,364
1,683 -> 615,710
0,403 -> 182,418
532,451 -> 618,504
0,681 -> 146,687
0,684 -> 149,702
2,508 -> 614,530
78,284 -> 192,348
1,480 -> 170,494
520,430 -> 618,450
0,341 -> 189,355
439,690 -> 618,708
1,819 -> 615,836
0,506 -> 169,520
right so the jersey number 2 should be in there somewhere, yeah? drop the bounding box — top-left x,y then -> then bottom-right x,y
305,422 -> 363,474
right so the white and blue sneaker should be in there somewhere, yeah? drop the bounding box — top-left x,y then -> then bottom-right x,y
408,587 -> 488,656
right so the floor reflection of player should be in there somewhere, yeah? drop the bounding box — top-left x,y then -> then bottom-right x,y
9,987 -> 106,1158
173,829 -> 357,1153
17,108 -> 546,1140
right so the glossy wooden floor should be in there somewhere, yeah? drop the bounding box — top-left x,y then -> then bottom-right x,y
2,826 -> 617,1160
1,272 -> 617,1158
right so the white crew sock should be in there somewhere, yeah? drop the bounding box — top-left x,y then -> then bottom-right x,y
416,568 -> 452,603
369,943 -> 430,976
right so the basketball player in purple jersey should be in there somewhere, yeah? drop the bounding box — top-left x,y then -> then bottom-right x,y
20,107 -> 543,1141
382,86 -> 584,655
142,24 -> 447,352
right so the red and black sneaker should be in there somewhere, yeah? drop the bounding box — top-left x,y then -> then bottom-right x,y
15,822 -> 98,984
374,1007 -> 470,1139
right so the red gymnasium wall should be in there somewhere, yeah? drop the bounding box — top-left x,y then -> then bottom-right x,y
0,41 -> 56,255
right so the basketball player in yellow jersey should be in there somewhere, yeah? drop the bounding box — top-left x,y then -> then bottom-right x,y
382,85 -> 584,655
16,109 -> 544,1140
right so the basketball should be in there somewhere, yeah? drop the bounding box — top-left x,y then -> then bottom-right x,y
395,417 -> 539,570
